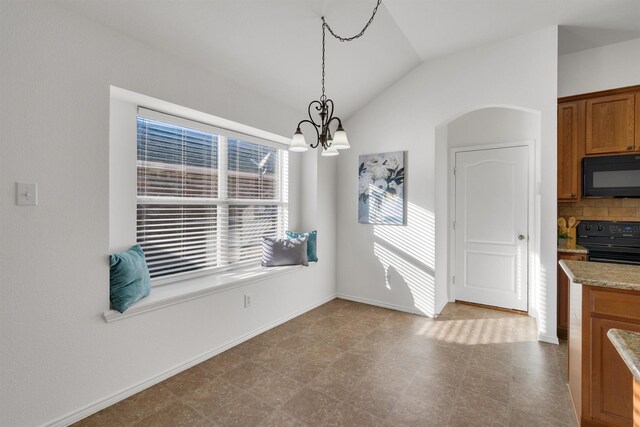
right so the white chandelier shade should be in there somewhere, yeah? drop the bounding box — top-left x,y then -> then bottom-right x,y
289,128 -> 308,152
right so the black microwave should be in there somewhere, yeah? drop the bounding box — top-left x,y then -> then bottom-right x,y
583,154 -> 640,197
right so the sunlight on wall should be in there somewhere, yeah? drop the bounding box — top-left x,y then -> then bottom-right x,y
374,203 -> 435,269
538,262 -> 548,339
529,250 -> 539,318
373,242 -> 435,316
373,203 -> 436,316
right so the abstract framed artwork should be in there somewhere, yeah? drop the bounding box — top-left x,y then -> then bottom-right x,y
358,151 -> 406,225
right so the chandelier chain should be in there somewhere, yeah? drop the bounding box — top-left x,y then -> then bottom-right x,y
321,0 -> 382,42
322,23 -> 326,100
320,0 -> 382,100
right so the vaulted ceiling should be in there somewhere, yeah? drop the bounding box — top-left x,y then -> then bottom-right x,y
59,0 -> 640,118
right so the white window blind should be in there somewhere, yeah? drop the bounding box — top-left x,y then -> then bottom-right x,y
137,113 -> 288,282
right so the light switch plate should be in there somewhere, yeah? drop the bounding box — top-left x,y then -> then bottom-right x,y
16,183 -> 38,206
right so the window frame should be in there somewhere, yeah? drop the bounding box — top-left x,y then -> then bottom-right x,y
136,108 -> 289,286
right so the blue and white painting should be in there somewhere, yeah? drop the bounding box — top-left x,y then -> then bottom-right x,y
358,151 -> 406,225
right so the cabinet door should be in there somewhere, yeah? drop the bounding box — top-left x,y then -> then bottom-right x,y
636,94 -> 640,151
590,317 -> 640,426
558,102 -> 580,200
586,94 -> 635,154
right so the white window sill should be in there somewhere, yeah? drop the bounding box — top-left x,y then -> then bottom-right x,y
103,264 -> 306,323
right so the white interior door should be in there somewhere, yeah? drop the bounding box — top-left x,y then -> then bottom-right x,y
454,145 -> 529,311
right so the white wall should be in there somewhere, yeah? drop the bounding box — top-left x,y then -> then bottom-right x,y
336,27 -> 558,343
447,107 -> 540,148
0,2 -> 335,426
558,37 -> 640,97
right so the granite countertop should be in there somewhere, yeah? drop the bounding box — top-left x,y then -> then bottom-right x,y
559,260 -> 640,291
608,329 -> 640,382
557,244 -> 588,254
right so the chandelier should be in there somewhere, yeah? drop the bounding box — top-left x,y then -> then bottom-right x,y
289,0 -> 382,156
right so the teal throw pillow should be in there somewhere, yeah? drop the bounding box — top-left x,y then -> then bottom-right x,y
286,230 -> 318,262
109,245 -> 151,313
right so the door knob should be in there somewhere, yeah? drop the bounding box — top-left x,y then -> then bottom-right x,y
627,145 -> 633,150
518,234 -> 526,240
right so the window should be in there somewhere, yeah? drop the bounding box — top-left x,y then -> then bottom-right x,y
136,110 -> 288,282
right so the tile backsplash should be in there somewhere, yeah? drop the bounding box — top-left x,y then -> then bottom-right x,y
559,198 -> 640,222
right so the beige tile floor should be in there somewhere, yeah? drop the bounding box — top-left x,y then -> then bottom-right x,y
74,299 -> 575,427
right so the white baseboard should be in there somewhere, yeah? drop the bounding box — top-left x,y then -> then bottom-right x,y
47,293 -> 336,427
336,293 -> 429,317
538,333 -> 560,345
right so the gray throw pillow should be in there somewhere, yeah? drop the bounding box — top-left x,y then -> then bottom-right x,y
261,237 -> 309,267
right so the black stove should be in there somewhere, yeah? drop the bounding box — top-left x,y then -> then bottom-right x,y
577,220 -> 640,265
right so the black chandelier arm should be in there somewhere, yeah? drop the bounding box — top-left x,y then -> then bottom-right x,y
326,115 -> 342,129
296,119 -> 322,149
307,100 -> 324,124
307,98 -> 334,129
324,98 -> 335,125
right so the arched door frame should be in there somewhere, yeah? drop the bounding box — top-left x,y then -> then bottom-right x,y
433,105 -> 542,320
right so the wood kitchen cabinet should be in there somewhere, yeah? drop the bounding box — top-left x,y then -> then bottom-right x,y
557,251 -> 587,339
585,93 -> 636,155
558,86 -> 640,204
558,102 -> 582,201
569,282 -> 640,426
590,317 -> 640,425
